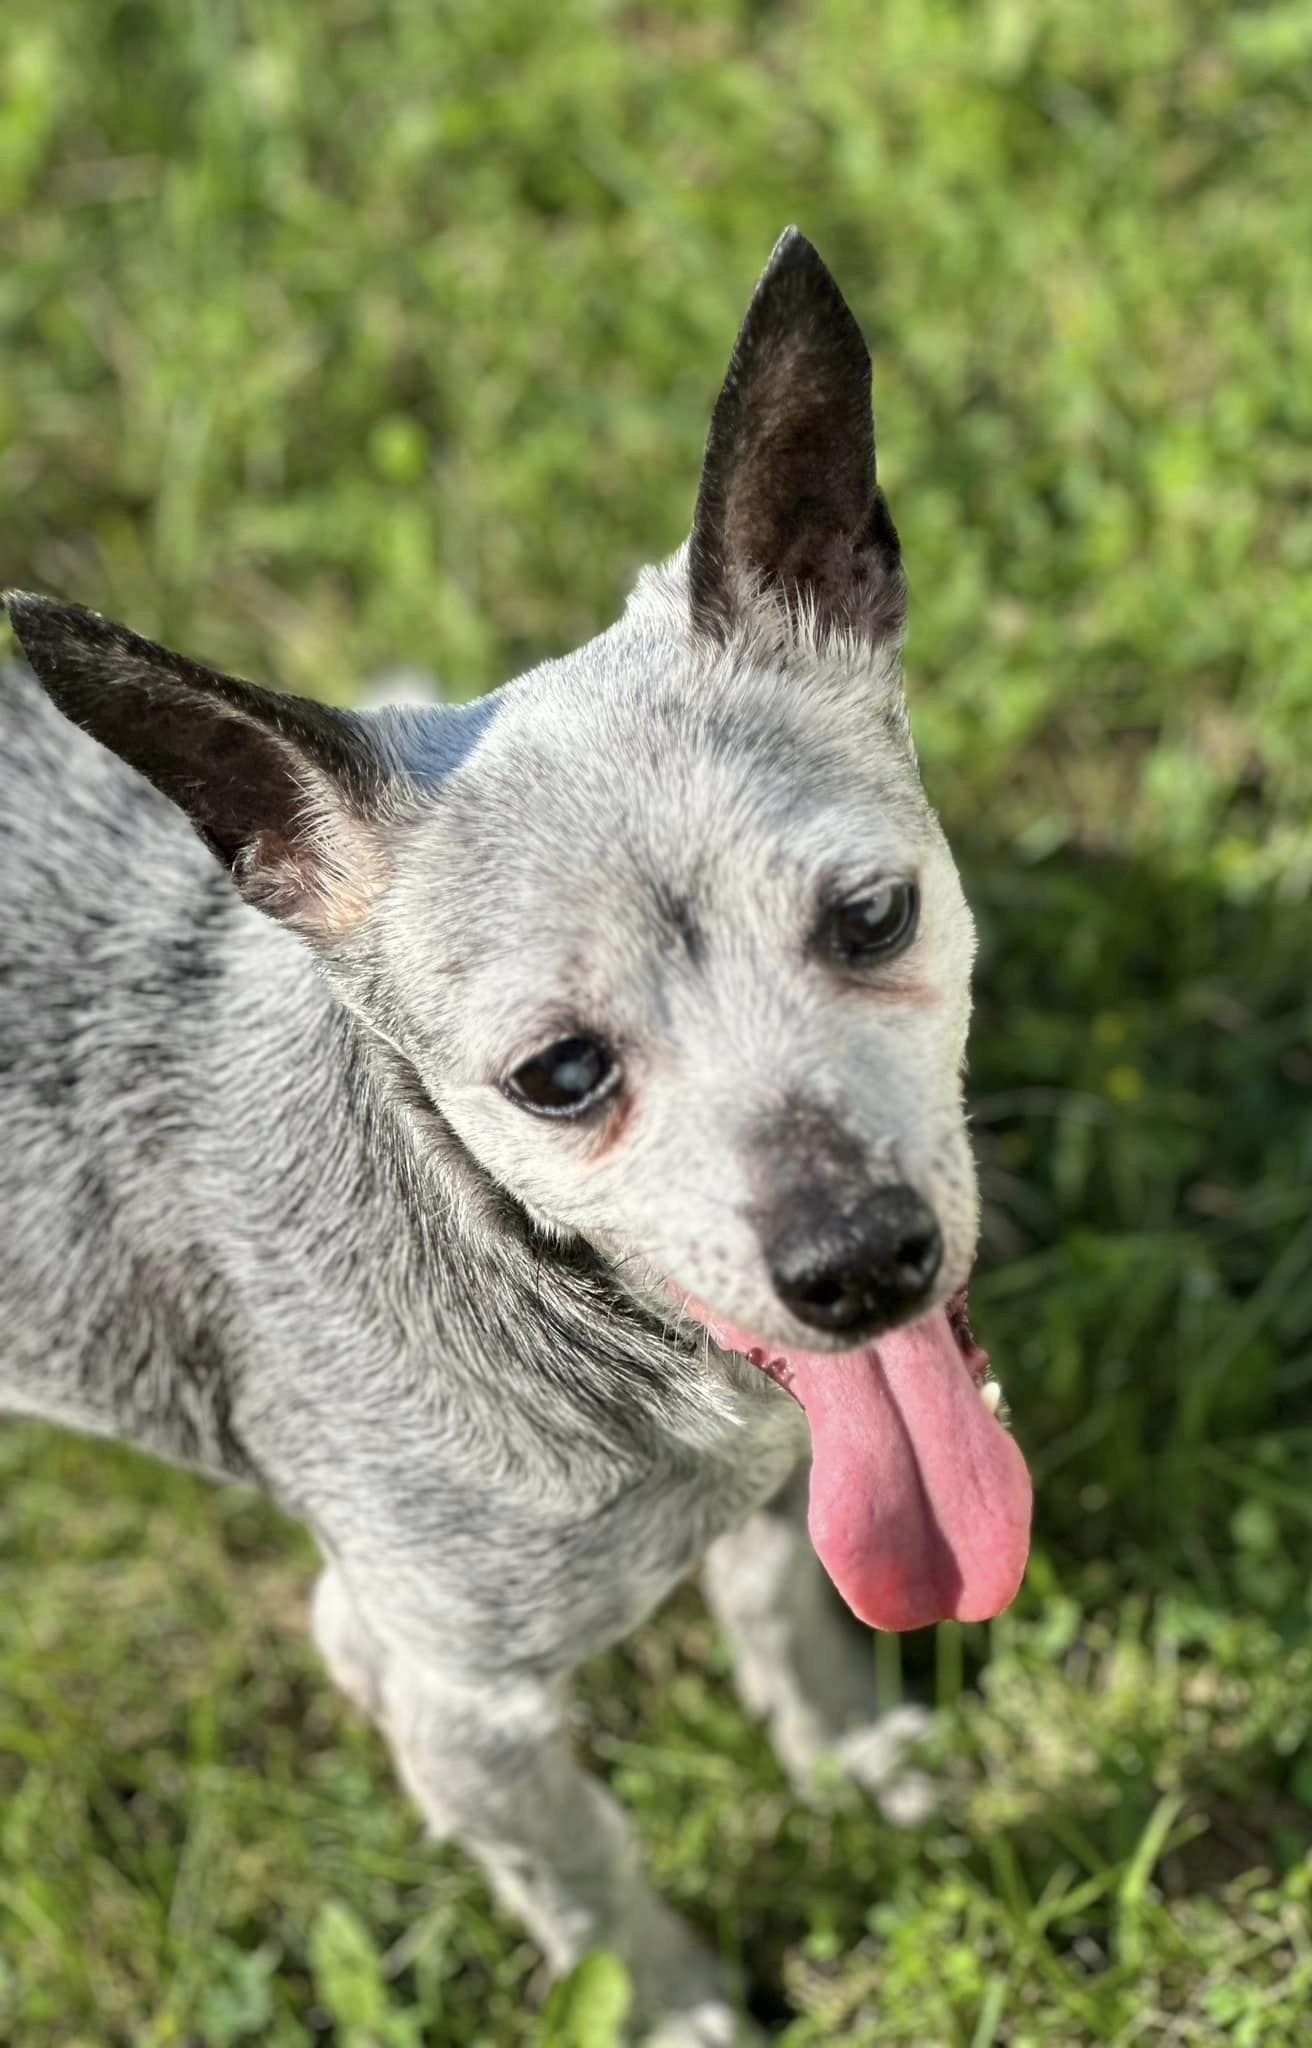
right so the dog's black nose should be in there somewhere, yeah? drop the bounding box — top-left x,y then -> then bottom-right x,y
766,1186 -> 942,1337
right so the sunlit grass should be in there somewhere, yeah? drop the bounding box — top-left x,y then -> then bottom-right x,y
2,1 -> 1310,2041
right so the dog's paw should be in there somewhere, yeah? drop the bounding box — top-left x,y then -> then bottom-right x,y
831,1703 -> 938,1825
774,1702 -> 938,1825
623,1908 -> 761,2048
639,1999 -> 764,2048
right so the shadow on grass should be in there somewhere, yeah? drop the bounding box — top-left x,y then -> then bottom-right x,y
959,837 -> 1311,1617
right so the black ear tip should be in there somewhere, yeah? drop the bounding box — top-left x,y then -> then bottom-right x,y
747,227 -> 858,348
768,223 -> 817,265
762,224 -> 836,288
4,591 -> 118,663
5,588 -> 69,629
3,590 -> 58,660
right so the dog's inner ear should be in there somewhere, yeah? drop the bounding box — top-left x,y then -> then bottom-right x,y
689,227 -> 905,649
5,595 -> 391,941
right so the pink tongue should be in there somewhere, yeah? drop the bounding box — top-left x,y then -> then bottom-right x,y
687,1297 -> 1033,1631
789,1308 -> 1032,1630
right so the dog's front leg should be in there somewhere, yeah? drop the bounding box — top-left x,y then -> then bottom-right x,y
702,1469 -> 935,1824
313,1567 -> 757,2047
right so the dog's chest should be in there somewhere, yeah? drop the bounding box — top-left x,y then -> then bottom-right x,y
321,1377 -> 810,1674
563,1399 -> 810,1647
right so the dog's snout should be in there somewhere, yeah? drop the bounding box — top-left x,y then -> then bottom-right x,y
765,1185 -> 943,1337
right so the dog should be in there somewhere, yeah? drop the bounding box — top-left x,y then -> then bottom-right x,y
1,229 -> 1031,2046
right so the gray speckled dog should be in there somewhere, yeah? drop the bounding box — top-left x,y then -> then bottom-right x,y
1,230 -> 1031,2047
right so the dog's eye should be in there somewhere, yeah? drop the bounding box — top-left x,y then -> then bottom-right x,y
827,879 -> 919,962
505,1037 -> 619,1118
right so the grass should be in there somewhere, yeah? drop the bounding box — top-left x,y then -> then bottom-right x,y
2,2 -> 1310,2042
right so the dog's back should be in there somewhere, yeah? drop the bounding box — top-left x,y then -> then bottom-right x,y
0,661 -> 284,1469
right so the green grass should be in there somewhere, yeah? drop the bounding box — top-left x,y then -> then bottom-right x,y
2,2 -> 1311,2042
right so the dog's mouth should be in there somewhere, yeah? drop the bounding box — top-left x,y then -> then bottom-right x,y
679,1285 -> 1032,1632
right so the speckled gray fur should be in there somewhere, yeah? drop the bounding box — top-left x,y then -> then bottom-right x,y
1,231 -> 978,2046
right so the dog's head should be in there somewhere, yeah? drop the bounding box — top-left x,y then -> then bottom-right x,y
7,230 -> 1030,1630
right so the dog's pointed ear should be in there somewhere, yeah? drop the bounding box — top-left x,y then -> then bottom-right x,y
688,227 -> 904,649
4,593 -> 393,941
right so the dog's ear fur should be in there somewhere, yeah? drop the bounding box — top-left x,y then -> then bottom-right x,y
4,594 -> 392,940
689,227 -> 904,650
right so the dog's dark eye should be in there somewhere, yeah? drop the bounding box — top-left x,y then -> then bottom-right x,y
505,1037 -> 618,1118
828,879 -> 919,962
